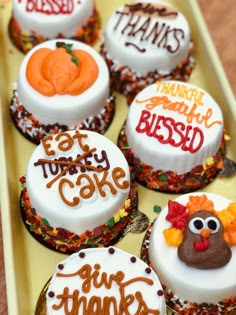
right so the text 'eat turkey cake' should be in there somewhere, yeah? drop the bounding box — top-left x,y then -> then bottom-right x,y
118,80 -> 225,193
19,129 -> 139,253
148,192 -> 236,314
9,0 -> 101,53
100,0 -> 195,104
10,39 -> 115,144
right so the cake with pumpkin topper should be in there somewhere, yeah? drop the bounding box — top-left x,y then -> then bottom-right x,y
148,192 -> 236,314
9,0 -> 101,53
19,129 -> 141,254
118,80 -> 225,193
10,39 -> 115,144
100,0 -> 195,104
40,247 -> 166,315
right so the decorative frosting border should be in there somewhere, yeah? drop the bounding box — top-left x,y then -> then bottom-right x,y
8,6 -> 101,53
19,176 -> 138,254
100,42 -> 195,105
117,123 -> 226,193
141,223 -> 236,315
9,86 -> 115,144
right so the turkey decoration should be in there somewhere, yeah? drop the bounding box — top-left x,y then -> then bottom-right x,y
162,194 -> 236,269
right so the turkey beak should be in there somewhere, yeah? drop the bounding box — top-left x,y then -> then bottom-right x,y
200,228 -> 211,238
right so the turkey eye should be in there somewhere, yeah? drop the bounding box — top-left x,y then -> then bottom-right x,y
189,217 -> 205,234
205,217 -> 220,233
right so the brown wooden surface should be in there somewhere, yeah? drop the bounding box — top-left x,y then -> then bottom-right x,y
198,0 -> 236,96
0,0 -> 236,314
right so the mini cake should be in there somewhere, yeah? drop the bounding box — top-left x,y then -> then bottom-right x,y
148,192 -> 236,314
9,0 -> 100,53
118,80 -> 225,193
19,129 -> 138,253
45,247 -> 166,315
100,0 -> 195,104
10,39 -> 115,144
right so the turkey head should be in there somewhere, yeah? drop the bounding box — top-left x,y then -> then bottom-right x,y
177,210 -> 232,269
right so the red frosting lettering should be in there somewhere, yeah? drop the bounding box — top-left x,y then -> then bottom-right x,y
25,0 -> 74,14
135,109 -> 204,153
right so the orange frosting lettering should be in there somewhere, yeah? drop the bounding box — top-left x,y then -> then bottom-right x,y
42,131 -> 89,157
76,174 -> 95,199
58,169 -> 128,206
93,171 -> 117,197
136,95 -> 222,128
75,264 -> 124,293
36,131 -> 129,208
112,167 -> 130,190
46,147 -> 96,188
42,135 -> 55,156
156,81 -> 205,105
51,263 -> 160,315
73,130 -> 90,152
36,158 -> 104,174
59,178 -> 80,206
55,132 -> 74,152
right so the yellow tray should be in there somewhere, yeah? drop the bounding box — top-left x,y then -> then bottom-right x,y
0,0 -> 236,314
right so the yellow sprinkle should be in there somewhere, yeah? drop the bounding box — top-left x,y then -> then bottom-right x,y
125,199 -> 131,209
114,212 -> 121,223
207,156 -> 214,166
224,134 -> 231,141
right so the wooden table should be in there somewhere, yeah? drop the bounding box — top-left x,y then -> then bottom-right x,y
0,0 -> 235,313
198,0 -> 236,96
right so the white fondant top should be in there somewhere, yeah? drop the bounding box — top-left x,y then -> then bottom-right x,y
125,81 -> 223,174
104,0 -> 191,76
17,39 -> 109,127
26,130 -> 130,235
12,0 -> 93,38
46,247 -> 166,315
149,192 -> 236,304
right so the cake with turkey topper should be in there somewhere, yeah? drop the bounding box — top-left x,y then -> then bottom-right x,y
118,80 -> 225,193
147,192 -> 236,314
100,0 -> 195,104
36,247 -> 166,315
19,129 -> 142,254
9,0 -> 101,53
10,39 -> 115,144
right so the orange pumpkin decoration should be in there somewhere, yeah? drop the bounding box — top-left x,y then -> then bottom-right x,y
26,44 -> 98,96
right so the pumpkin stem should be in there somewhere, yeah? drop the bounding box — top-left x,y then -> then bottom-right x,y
56,42 -> 80,66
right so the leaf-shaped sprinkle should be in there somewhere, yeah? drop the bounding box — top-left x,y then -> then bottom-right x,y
153,205 -> 162,213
